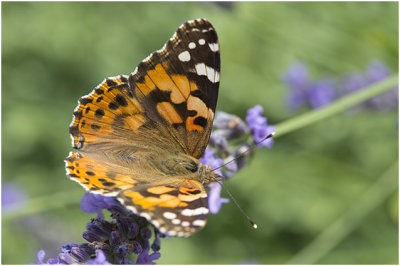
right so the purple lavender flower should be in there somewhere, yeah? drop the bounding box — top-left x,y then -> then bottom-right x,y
200,147 -> 229,213
37,244 -> 96,265
208,182 -> 229,214
285,60 -> 397,112
366,60 -> 392,83
37,250 -> 62,265
212,111 -> 248,138
341,60 -> 398,111
246,105 -> 275,148
283,62 -> 336,110
37,193 -> 162,264
2,183 -> 28,214
80,193 -> 116,218
307,79 -> 336,109
136,249 -> 161,265
283,61 -> 311,109
86,250 -> 111,265
365,61 -> 398,110
200,147 -> 223,176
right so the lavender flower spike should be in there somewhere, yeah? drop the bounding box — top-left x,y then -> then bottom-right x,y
86,250 -> 111,265
246,105 -> 275,148
200,147 -> 229,213
136,249 -> 161,265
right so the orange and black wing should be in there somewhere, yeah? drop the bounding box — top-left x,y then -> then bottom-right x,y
68,19 -> 220,158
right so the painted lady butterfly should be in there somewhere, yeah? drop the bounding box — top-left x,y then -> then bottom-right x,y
65,19 -> 221,237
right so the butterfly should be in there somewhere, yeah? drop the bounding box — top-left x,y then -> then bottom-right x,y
65,19 -> 221,237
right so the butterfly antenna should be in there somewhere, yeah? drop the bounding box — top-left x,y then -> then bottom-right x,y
213,131 -> 275,172
215,179 -> 257,229
209,132 -> 275,229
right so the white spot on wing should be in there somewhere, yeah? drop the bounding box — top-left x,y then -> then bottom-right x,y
152,220 -> 161,227
198,39 -> 205,45
181,207 -> 209,216
163,212 -> 177,219
193,219 -> 206,227
195,63 -> 207,76
188,42 -> 196,49
195,63 -> 220,83
141,213 -> 151,221
178,51 -> 191,62
208,42 -> 219,52
181,221 -> 190,227
172,219 -> 181,225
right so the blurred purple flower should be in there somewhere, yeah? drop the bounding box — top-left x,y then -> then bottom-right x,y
80,193 -> 116,219
86,250 -> 111,265
365,61 -> 398,110
283,61 -> 311,109
36,244 -> 96,265
2,183 -> 28,213
200,147 -> 229,213
341,60 -> 398,111
308,79 -> 336,109
208,182 -> 229,214
37,250 -> 63,265
212,111 -> 248,138
200,147 -> 223,176
246,105 -> 275,148
136,249 -> 161,265
283,62 -> 336,110
366,60 -> 392,83
284,60 -> 397,112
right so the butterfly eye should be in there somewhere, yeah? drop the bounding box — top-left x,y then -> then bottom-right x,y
185,163 -> 198,173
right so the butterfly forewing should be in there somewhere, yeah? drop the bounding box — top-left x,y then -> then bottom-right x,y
130,19 -> 220,158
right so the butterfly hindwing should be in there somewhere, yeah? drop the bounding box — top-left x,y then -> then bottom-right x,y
118,180 -> 209,237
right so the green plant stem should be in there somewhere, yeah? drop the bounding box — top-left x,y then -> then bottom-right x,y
275,74 -> 398,137
286,161 -> 398,264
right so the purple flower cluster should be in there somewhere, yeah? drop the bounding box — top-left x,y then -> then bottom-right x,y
283,62 -> 336,110
341,61 -> 398,111
2,182 -> 28,214
246,105 -> 275,148
283,60 -> 398,111
200,107 -> 275,214
37,193 -> 162,264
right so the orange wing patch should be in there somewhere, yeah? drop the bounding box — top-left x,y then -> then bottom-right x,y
69,76 -> 146,150
122,190 -> 188,211
65,152 -> 134,195
156,102 -> 183,124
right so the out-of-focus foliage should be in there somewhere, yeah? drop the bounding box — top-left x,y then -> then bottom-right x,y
2,2 -> 398,264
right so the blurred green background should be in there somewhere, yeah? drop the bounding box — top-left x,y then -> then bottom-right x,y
2,2 -> 398,264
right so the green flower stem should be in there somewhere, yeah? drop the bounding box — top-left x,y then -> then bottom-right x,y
274,74 -> 398,138
286,161 -> 398,264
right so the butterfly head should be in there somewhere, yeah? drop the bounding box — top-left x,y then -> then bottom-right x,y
198,163 -> 222,185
